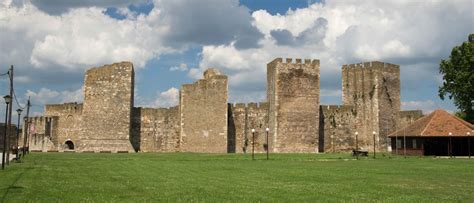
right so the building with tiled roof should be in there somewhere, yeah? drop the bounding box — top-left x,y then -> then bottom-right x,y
388,109 -> 474,156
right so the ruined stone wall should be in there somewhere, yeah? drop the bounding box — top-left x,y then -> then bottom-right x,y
228,102 -> 269,153
131,107 -> 180,152
24,116 -> 58,152
319,105 -> 356,152
267,58 -> 320,153
180,68 -> 228,153
79,62 -> 135,152
398,110 -> 423,129
342,61 -> 400,151
44,103 -> 82,151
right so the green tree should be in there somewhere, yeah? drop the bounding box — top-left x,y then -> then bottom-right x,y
439,34 -> 474,123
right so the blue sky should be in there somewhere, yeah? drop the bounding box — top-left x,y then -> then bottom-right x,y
0,0 -> 472,121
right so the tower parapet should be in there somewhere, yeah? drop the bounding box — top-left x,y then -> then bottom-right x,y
267,57 -> 320,152
341,61 -> 401,151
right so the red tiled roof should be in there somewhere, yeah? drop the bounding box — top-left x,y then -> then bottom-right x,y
389,109 -> 474,137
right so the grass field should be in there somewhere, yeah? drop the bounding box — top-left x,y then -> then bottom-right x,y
1,153 -> 473,202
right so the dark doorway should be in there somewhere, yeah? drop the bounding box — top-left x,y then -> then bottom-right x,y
65,140 -> 74,150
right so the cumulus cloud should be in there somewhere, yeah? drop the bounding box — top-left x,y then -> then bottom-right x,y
25,87 -> 83,105
169,63 -> 188,72
401,100 -> 450,114
154,0 -> 263,49
154,87 -> 179,108
29,0 -> 148,15
197,0 -> 473,104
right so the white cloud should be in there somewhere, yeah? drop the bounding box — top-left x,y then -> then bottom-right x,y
169,63 -> 188,72
154,87 -> 179,108
402,100 -> 437,114
25,87 -> 83,105
197,0 -> 473,104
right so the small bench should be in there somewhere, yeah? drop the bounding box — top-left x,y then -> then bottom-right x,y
352,149 -> 368,157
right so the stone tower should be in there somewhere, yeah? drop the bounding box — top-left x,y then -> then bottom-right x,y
179,68 -> 228,153
267,58 -> 320,152
78,62 -> 135,152
342,61 -> 400,151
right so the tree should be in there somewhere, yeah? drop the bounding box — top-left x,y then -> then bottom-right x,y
439,34 -> 474,123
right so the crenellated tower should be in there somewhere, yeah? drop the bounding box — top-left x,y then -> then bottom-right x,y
341,61 -> 400,151
267,58 -> 320,152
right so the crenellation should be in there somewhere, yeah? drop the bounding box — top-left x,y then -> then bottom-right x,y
24,56 -> 415,154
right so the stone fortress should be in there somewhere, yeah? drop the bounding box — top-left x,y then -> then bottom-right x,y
24,58 -> 424,153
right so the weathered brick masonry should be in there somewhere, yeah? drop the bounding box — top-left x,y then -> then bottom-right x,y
267,58 -> 320,152
24,58 -> 421,153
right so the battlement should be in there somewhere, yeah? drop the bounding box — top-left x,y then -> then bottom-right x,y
203,68 -> 222,79
134,106 -> 180,116
182,69 -> 227,91
399,110 -> 423,117
45,102 -> 83,115
320,105 -> 354,113
230,102 -> 268,109
342,61 -> 399,72
86,61 -> 133,76
269,57 -> 320,66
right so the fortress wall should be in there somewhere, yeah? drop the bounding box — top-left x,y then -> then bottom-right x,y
79,62 -> 135,152
319,105 -> 356,152
228,103 -> 246,153
180,69 -> 228,153
398,110 -> 423,129
268,58 -> 320,152
44,103 -> 82,151
342,62 -> 400,151
132,107 -> 180,152
228,102 -> 269,153
25,116 -> 58,152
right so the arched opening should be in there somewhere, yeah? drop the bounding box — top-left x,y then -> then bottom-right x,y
65,140 -> 74,150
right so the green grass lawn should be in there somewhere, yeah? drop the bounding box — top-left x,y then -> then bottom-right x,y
1,153 -> 473,202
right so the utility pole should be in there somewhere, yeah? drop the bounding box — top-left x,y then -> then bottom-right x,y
22,97 -> 30,157
6,65 -> 13,165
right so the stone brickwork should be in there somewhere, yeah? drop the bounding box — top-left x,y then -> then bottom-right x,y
44,103 -> 82,151
342,61 -> 401,151
228,102 -> 269,153
267,58 -> 320,153
132,107 -> 180,152
24,116 -> 58,152
319,105 -> 356,152
25,57 -> 418,154
79,62 -> 135,152
179,69 -> 228,153
398,110 -> 423,129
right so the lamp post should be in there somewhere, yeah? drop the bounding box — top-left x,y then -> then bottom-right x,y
355,131 -> 359,160
265,128 -> 269,160
251,129 -> 255,160
373,131 -> 376,159
467,132 -> 471,159
2,95 -> 12,170
449,132 -> 452,158
15,109 -> 22,160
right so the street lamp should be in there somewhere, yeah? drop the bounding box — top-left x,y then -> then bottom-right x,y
373,131 -> 376,159
449,132 -> 453,157
251,129 -> 255,160
15,108 -> 22,160
467,132 -> 471,159
355,131 -> 359,160
265,127 -> 269,160
2,95 -> 12,170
